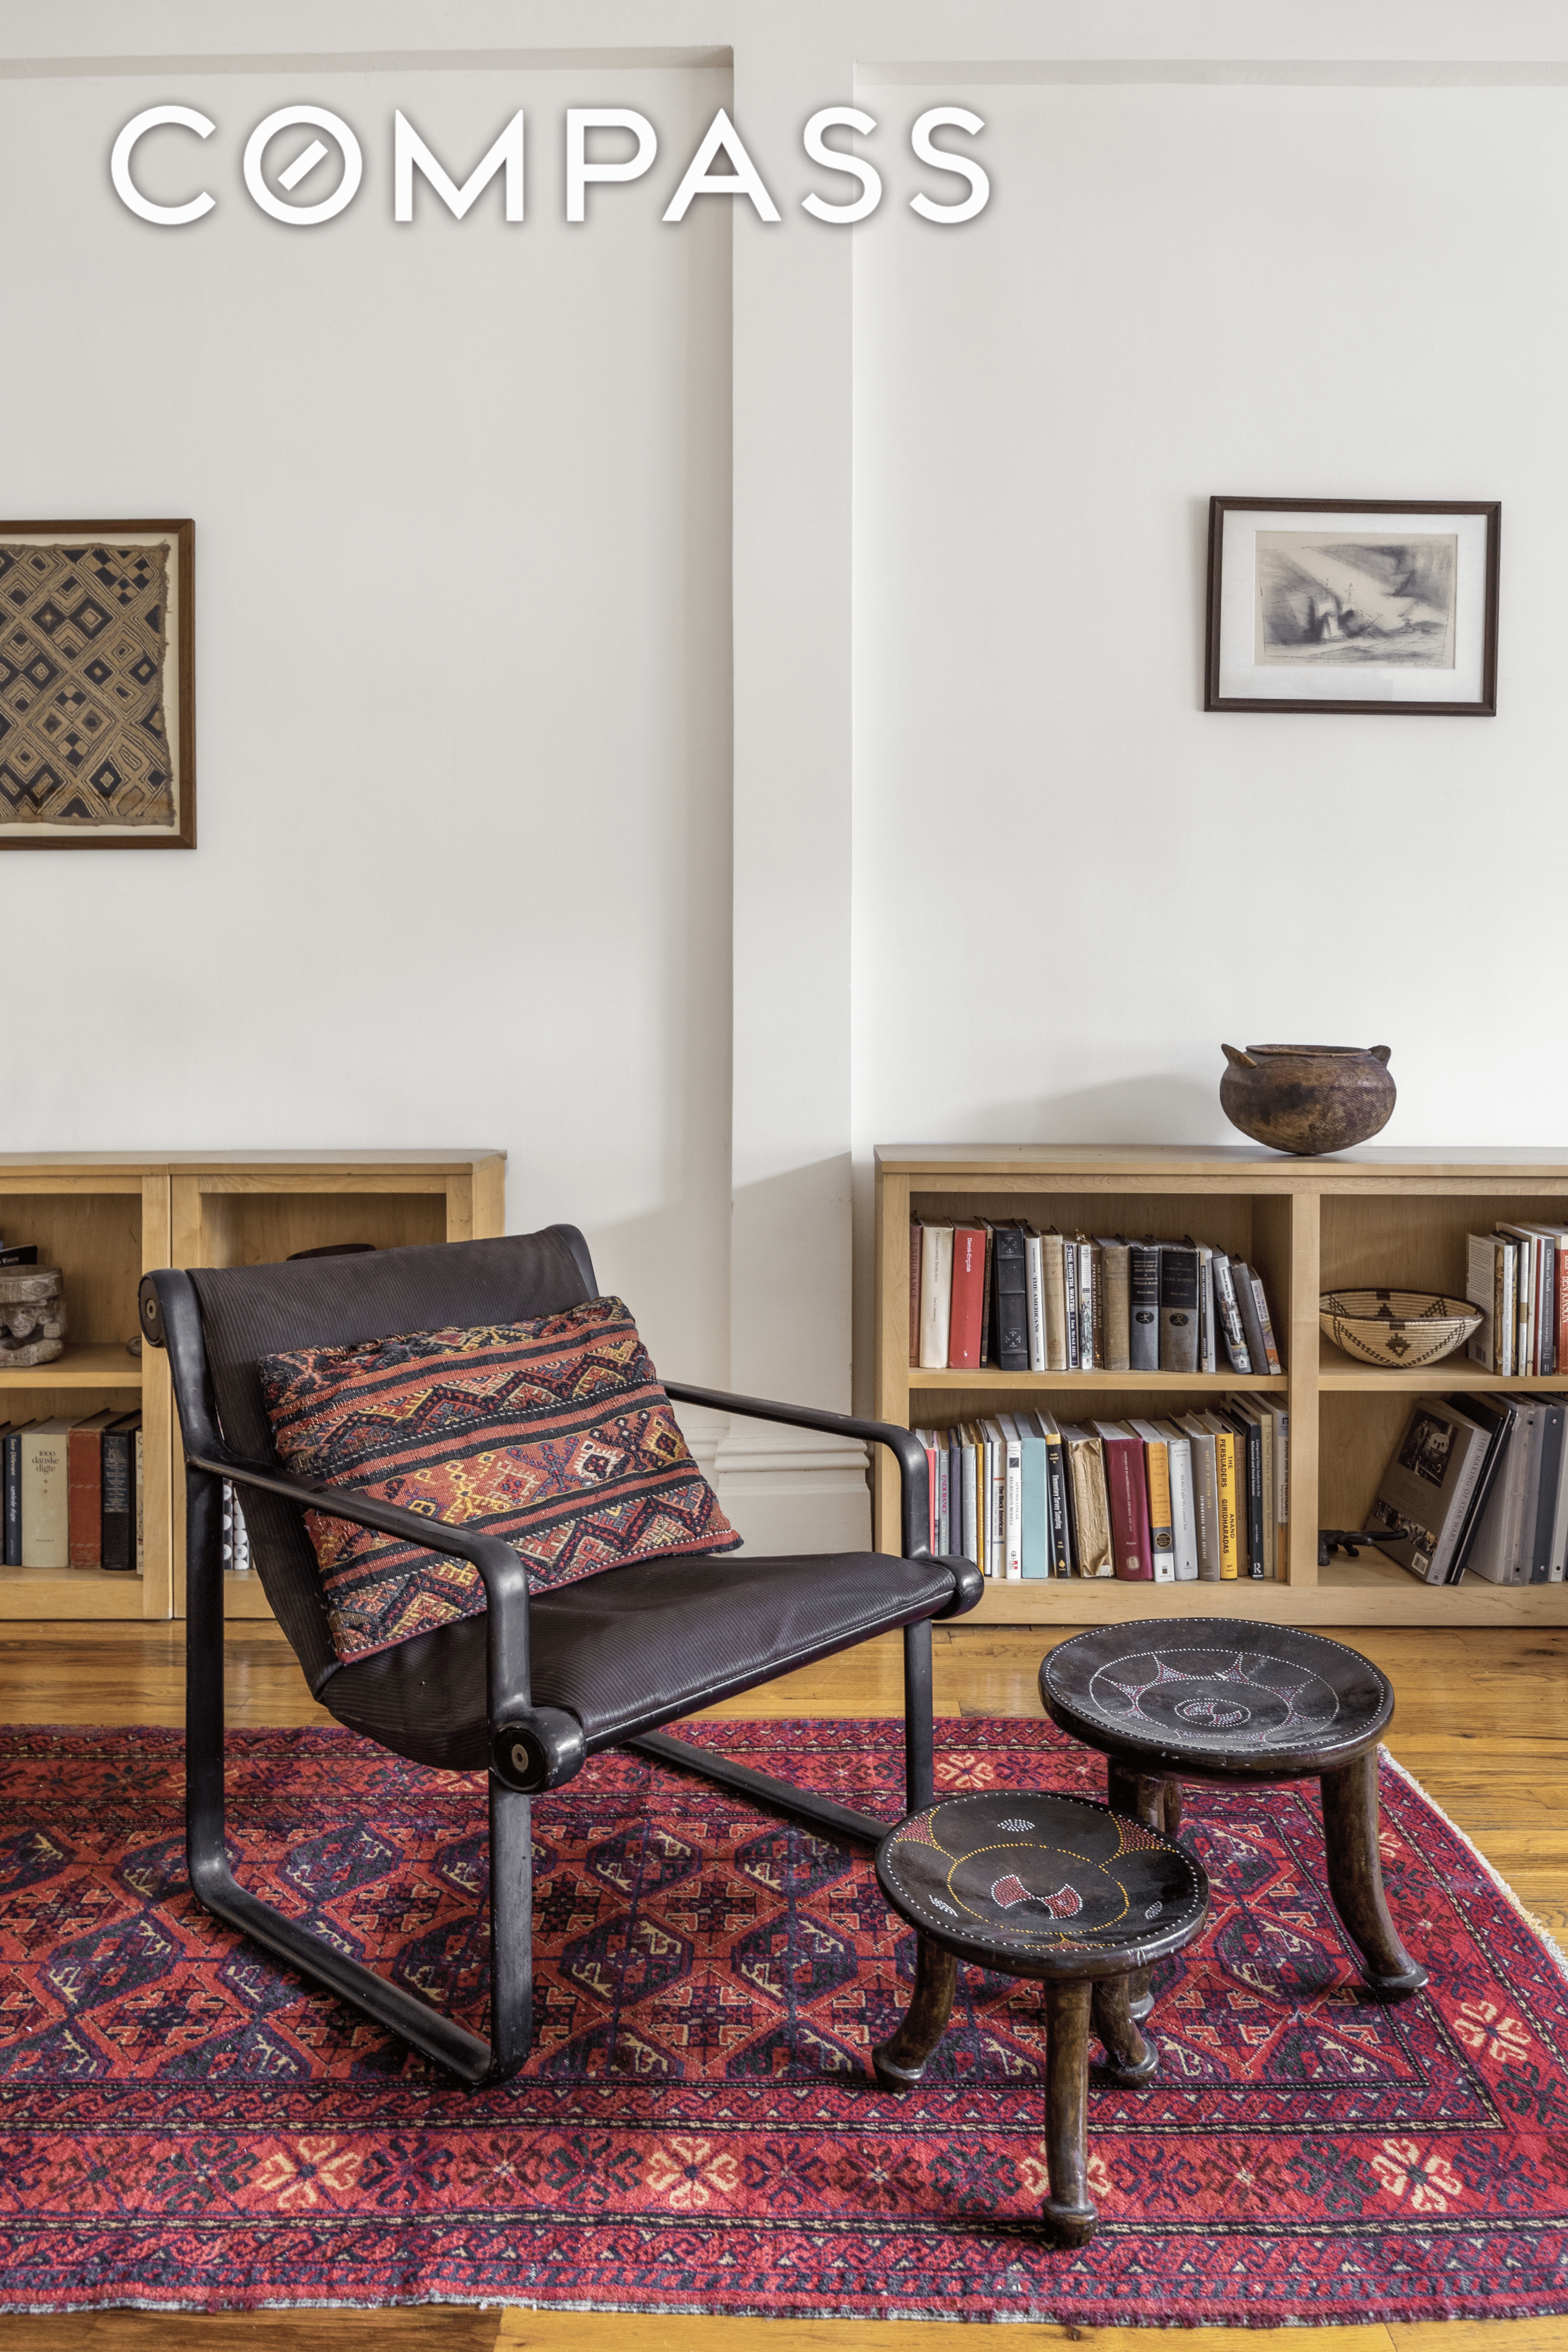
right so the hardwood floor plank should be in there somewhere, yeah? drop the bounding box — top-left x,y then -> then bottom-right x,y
6,2310 -> 501,2350
494,2318 -> 1401,2350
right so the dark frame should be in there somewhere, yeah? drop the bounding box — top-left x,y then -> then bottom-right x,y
0,516 -> 195,847
1204,497 -> 1499,716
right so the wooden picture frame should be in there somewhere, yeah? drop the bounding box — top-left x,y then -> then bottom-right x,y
1204,497 -> 1499,716
0,518 -> 195,847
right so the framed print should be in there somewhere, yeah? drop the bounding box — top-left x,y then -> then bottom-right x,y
1204,498 -> 1499,715
0,518 -> 194,847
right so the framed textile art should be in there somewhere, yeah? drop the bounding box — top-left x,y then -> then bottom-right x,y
0,518 -> 194,847
1204,497 -> 1499,715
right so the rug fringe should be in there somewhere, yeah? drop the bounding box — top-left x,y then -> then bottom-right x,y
1381,1743 -> 1568,1988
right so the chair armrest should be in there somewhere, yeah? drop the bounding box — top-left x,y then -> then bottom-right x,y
662,1380 -> 932,1560
191,1448 -> 585,1795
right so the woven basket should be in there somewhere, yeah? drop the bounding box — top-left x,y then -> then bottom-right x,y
1318,1288 -> 1480,1369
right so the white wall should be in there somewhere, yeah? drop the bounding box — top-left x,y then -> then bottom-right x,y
0,62 -> 735,1400
851,70 -> 1568,1396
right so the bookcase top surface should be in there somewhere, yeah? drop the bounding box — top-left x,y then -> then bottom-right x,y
0,1149 -> 505,1174
877,1143 -> 1568,1179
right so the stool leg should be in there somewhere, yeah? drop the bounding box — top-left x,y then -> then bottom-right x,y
1091,1973 -> 1158,2085
1106,1762 -> 1172,2023
1041,1978 -> 1097,2246
1320,1750 -> 1429,2000
872,1933 -> 958,2092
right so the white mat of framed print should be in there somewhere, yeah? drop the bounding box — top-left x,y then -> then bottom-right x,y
0,519 -> 194,848
1205,498 -> 1498,716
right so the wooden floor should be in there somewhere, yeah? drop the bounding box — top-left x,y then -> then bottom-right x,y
2,1616 -> 1565,2352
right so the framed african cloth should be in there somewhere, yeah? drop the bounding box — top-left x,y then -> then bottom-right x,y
0,519 -> 194,848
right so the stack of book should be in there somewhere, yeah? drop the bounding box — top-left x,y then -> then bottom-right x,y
1371,1392 -> 1568,1587
914,1398 -> 1288,1581
222,1480 -> 252,1575
1,1413 -> 143,1572
1466,1224 -> 1568,1377
911,1220 -> 1283,1377
0,1238 -> 39,1267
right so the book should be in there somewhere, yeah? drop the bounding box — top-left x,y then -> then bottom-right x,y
1095,1420 -> 1154,1580
1128,1240 -> 1161,1372
918,1222 -> 955,1370
1250,1270 -> 1284,1376
948,1223 -> 988,1371
1157,1243 -> 1199,1374
1074,1239 -> 1097,1371
1525,1396 -> 1565,1582
977,1223 -> 995,1366
20,1419 -> 72,1570
1040,1230 -> 1069,1371
0,1244 -> 39,1267
1017,1415 -> 1050,1578
1156,1420 -> 1199,1582
2,1421 -> 30,1567
221,1477 -> 253,1576
991,1226 -> 1030,1373
1175,1412 -> 1222,1580
1212,1253 -> 1252,1374
916,1427 -> 940,1552
1199,1411 -> 1241,1577
1059,1424 -> 1112,1575
1022,1225 -> 1047,1374
1192,1241 -> 1218,1375
908,1219 -> 923,1368
1466,1232 -> 1514,1375
1545,1399 -> 1568,1584
1241,1395 -> 1279,1578
959,1430 -> 979,1565
135,1427 -> 144,1572
67,1408 -> 118,1570
995,1414 -> 1024,1578
1368,1399 -> 1493,1585
1232,1261 -> 1272,1387
1497,1224 -> 1535,1379
1220,1401 -> 1266,1579
981,1418 -> 1006,1573
1466,1397 -> 1539,1585
1093,1237 -> 1132,1372
1028,1408 -> 1073,1577
1129,1420 -> 1176,1582
1444,1393 -> 1520,1583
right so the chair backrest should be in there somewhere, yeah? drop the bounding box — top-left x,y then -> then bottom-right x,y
165,1226 -> 596,1692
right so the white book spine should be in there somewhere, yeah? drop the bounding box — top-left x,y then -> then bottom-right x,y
1199,1248 -> 1217,1375
1167,1436 -> 1198,1581
1004,1435 -> 1022,1579
20,1424 -> 69,1571
961,1445 -> 978,1565
918,1225 -> 955,1370
1025,1232 -> 1047,1374
936,1444 -> 950,1556
1077,1243 -> 1096,1371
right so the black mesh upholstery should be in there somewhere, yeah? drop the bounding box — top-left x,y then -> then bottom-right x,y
322,1546 -> 958,1769
187,1230 -> 593,1692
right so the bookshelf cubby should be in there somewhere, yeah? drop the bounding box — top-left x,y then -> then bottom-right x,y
874,1144 -> 1568,1628
0,1152 -> 504,1624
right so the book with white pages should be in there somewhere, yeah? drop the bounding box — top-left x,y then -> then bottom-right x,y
918,1220 -> 955,1369
1174,1412 -> 1223,1580
1155,1420 -> 1199,1581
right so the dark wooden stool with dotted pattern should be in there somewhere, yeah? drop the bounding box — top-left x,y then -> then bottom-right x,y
872,1789 -> 1207,2247
1040,1619 -> 1428,2017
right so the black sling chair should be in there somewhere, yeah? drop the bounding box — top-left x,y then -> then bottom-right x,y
140,1227 -> 981,2088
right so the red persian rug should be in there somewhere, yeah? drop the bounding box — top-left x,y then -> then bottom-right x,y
0,1716 -> 1564,2326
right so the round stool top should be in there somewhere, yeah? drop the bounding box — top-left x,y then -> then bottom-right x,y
1040,1619 -> 1393,1780
875,1790 -> 1207,1981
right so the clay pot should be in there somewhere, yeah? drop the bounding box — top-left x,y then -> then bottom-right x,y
1219,1043 -> 1395,1157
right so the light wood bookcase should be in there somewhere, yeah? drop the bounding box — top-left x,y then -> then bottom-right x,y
0,1151 -> 504,1623
874,1144 -> 1568,1629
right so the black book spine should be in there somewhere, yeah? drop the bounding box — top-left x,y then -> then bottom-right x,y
1544,1242 -> 1558,1377
1129,1243 -> 1161,1372
1044,1438 -> 1072,1576
1224,1409 -> 1265,1578
101,1425 -> 134,1572
3,1429 -> 20,1568
978,1223 -> 994,1367
1158,1246 -> 1199,1373
1528,1401 -> 1564,1582
1449,1396 -> 1518,1583
0,1245 -> 38,1267
993,1225 -> 1030,1372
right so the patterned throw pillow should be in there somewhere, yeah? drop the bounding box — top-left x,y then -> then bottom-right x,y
258,1296 -> 740,1665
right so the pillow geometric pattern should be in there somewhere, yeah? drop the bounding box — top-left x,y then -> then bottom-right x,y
259,1297 -> 740,1665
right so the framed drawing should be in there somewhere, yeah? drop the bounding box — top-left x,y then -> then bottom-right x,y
1205,498 -> 1499,716
0,518 -> 194,847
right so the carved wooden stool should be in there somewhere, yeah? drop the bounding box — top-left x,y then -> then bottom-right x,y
1039,1620 -> 1428,2018
871,1790 -> 1207,2247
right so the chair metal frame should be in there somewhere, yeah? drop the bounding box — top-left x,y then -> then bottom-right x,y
144,1268 -> 977,2087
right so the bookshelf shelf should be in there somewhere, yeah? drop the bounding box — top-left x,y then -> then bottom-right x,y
0,1344 -> 144,1391
874,1144 -> 1568,1630
0,1152 -> 504,1624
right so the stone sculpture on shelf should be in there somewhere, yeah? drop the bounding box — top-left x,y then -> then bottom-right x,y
0,1268 -> 67,1367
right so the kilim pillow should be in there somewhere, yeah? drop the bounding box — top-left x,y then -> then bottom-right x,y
258,1296 -> 740,1665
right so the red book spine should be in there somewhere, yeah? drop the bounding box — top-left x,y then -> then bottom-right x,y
67,1425 -> 102,1570
948,1226 -> 987,1370
1102,1432 -> 1153,1580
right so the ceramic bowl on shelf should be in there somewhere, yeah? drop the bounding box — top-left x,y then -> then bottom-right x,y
1318,1289 -> 1480,1369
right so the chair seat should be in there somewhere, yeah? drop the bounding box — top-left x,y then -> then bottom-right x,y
324,1546 -> 962,1771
